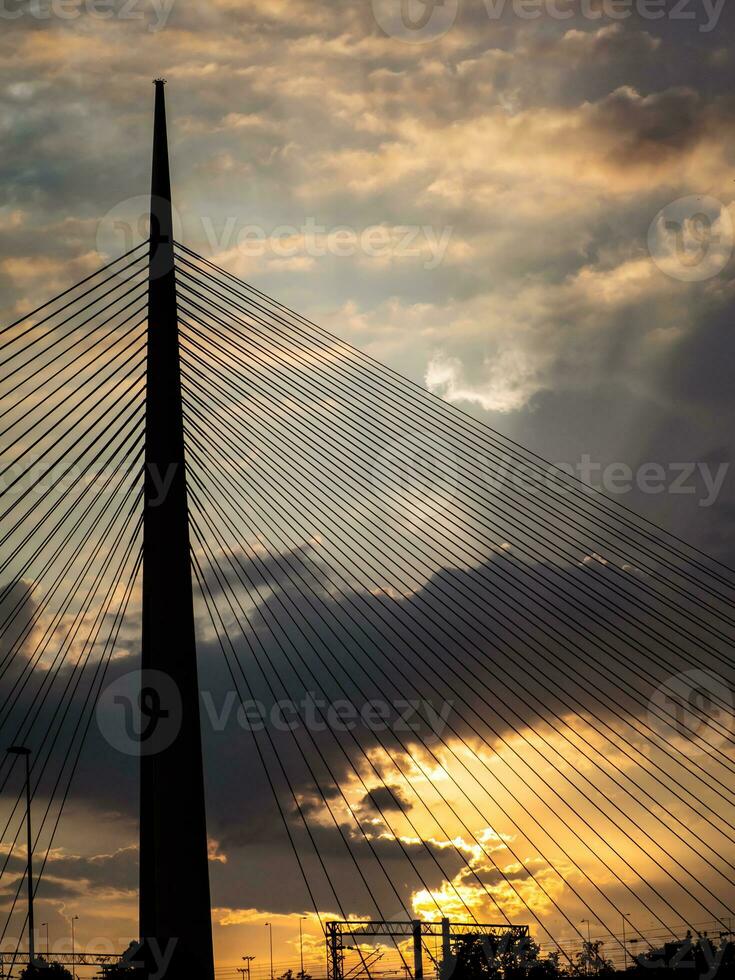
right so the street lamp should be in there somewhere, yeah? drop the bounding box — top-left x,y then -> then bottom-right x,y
71,915 -> 79,980
266,922 -> 274,980
581,921 -> 592,976
41,922 -> 49,959
621,914 -> 632,971
7,746 -> 35,968
299,917 -> 307,977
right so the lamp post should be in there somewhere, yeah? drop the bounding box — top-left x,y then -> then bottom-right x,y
299,918 -> 306,977
266,922 -> 274,980
621,914 -> 632,971
581,920 -> 592,976
8,746 -> 34,967
71,915 -> 79,980
41,922 -> 49,959
242,955 -> 256,980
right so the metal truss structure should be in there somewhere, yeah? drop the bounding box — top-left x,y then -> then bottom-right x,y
325,919 -> 530,980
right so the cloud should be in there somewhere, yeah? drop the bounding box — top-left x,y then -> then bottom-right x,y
361,785 -> 415,814
426,351 -> 541,414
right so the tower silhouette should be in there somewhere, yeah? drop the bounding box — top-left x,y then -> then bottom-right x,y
140,80 -> 215,980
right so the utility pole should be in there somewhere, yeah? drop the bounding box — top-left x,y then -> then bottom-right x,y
299,919 -> 306,977
242,955 -> 256,980
7,747 -> 34,968
440,919 -> 451,980
140,79 -> 214,980
412,921 -> 423,980
71,915 -> 78,980
266,922 -> 274,980
621,914 -> 631,971
581,920 -> 592,976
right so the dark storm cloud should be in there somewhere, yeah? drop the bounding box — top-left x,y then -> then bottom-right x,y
0,553 -> 634,909
0,846 -> 136,908
586,86 -> 706,163
207,805 -> 472,920
0,579 -> 36,671
192,548 -> 733,915
469,866 -> 533,888
202,541 -> 332,599
2,520 -> 728,919
42,846 -> 138,893
361,786 -> 415,814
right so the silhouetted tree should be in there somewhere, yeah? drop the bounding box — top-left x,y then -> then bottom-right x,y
19,964 -> 72,980
450,935 -> 495,980
446,934 -> 561,980
572,941 -> 614,976
278,969 -> 312,980
95,965 -> 145,979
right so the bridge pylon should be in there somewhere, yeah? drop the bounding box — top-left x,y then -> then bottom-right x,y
140,79 -> 215,980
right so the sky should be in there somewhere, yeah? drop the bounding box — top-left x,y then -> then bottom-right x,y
1,0 -> 735,977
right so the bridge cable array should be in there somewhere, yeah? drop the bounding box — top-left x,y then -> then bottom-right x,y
0,243 -> 147,970
174,242 -> 735,965
0,240 -> 733,975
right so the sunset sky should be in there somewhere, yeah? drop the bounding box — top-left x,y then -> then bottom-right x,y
1,1 -> 735,977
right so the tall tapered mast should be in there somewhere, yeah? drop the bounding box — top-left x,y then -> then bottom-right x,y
141,79 -> 215,980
